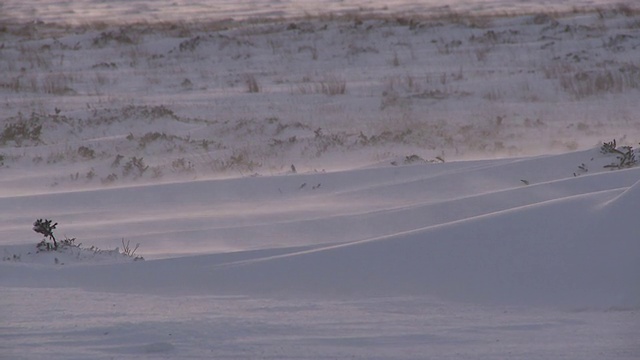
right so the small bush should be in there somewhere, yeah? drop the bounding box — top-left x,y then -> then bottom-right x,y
0,121 -> 42,146
601,139 -> 638,169
77,146 -> 95,159
33,218 -> 58,250
318,76 -> 347,95
600,139 -> 618,154
172,158 -> 195,173
404,154 -> 425,164
122,156 -> 149,178
296,76 -> 347,96
101,173 -> 118,185
42,73 -> 76,95
31,219 -> 143,260
557,65 -> 640,99
93,29 -> 137,47
121,238 -> 141,258
245,74 -> 260,93
179,36 -> 201,52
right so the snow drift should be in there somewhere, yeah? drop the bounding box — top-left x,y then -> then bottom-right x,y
2,148 -> 639,309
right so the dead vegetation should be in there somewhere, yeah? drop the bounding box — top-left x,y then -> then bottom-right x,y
0,6 -> 639,186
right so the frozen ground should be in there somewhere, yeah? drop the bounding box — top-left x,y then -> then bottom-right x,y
1,1 -> 640,359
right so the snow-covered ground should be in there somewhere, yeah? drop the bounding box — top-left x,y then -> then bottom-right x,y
1,1 -> 640,359
2,0 -> 636,24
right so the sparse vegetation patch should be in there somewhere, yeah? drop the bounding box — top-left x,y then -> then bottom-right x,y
0,118 -> 42,146
0,7 -> 639,187
25,218 -> 144,262
600,139 -> 638,169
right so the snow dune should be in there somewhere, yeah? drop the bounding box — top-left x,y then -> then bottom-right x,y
2,147 -> 639,309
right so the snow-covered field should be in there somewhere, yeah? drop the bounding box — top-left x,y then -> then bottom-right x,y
1,1 -> 640,359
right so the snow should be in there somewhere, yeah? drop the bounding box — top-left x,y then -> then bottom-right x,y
1,1 -> 640,359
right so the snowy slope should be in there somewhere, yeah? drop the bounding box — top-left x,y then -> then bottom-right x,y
2,147 -> 639,308
2,147 -> 640,360
2,4 -> 640,192
1,2 -> 640,360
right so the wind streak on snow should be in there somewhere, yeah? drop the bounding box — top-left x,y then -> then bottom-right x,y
1,149 -> 639,309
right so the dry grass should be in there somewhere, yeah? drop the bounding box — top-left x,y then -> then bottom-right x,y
42,73 -> 77,95
2,4 -> 636,38
317,76 -> 346,95
0,75 -> 37,93
296,75 -> 346,95
559,65 -> 640,99
244,74 -> 260,93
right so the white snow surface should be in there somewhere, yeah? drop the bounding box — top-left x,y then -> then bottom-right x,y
1,2 -> 640,359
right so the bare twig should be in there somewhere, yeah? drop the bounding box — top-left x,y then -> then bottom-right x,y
121,238 -> 140,257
